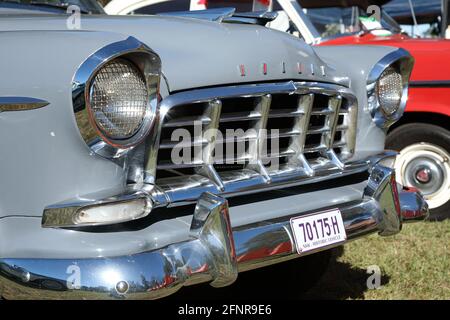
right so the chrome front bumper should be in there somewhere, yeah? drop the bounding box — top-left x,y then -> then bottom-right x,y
0,164 -> 428,300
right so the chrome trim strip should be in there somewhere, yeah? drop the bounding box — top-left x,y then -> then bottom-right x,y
2,163 -> 428,300
159,161 -> 368,207
72,36 -> 162,155
0,97 -> 49,112
409,80 -> 450,88
367,48 -> 415,129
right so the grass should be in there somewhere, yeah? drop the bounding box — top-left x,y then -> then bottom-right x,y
305,220 -> 450,299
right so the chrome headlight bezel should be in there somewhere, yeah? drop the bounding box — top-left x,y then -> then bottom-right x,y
72,37 -> 162,156
367,48 -> 414,129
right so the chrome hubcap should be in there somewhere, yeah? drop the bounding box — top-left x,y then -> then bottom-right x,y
395,143 -> 450,209
415,167 -> 432,184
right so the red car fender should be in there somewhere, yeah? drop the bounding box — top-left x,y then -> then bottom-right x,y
407,88 -> 450,117
318,33 -> 450,117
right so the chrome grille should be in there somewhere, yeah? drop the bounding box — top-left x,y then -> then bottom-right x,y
144,82 -> 359,202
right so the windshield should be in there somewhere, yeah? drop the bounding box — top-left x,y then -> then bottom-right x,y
304,6 -> 402,39
0,0 -> 104,14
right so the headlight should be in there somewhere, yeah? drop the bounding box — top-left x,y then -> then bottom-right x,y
73,37 -> 161,155
376,67 -> 403,116
367,48 -> 414,129
89,59 -> 148,140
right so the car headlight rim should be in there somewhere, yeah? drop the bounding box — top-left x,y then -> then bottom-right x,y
73,37 -> 162,156
367,48 -> 414,129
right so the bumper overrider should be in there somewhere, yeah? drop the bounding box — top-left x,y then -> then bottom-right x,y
0,157 -> 428,300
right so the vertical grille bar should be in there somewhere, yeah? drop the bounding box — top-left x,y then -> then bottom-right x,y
322,96 -> 344,169
247,94 -> 272,181
334,101 -> 357,160
288,93 -> 314,175
196,99 -> 225,190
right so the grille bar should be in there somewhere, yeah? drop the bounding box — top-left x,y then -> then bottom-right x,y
220,111 -> 262,123
286,93 -> 314,174
268,109 -> 304,118
163,115 -> 211,128
196,99 -> 224,189
247,94 -> 272,180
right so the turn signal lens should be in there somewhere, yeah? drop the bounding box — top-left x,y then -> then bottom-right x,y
74,198 -> 152,225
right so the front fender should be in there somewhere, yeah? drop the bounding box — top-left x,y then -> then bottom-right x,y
406,87 -> 450,117
0,30 -> 132,218
313,45 -> 406,161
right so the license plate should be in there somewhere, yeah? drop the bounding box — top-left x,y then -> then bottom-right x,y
290,209 -> 346,254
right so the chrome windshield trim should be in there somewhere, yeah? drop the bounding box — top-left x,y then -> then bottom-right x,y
0,97 -> 49,112
276,0 -> 321,44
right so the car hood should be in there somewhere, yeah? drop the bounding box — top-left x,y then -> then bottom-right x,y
0,14 -> 349,91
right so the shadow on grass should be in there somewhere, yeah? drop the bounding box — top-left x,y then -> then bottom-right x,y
169,247 -> 390,301
301,246 -> 390,300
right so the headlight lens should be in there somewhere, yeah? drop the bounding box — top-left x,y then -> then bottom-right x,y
376,67 -> 403,116
89,59 -> 148,140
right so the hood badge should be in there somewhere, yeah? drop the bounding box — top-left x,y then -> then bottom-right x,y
297,62 -> 304,74
238,62 -> 326,77
239,64 -> 246,77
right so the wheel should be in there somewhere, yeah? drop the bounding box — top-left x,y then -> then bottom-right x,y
386,123 -> 450,220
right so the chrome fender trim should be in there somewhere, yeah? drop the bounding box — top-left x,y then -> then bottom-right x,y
0,97 -> 49,112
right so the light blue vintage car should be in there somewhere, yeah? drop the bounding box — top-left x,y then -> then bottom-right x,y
0,0 -> 427,300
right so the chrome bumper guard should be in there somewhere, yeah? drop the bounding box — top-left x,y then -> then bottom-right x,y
0,164 -> 428,300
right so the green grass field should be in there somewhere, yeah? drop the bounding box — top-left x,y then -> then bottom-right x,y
305,220 -> 450,299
